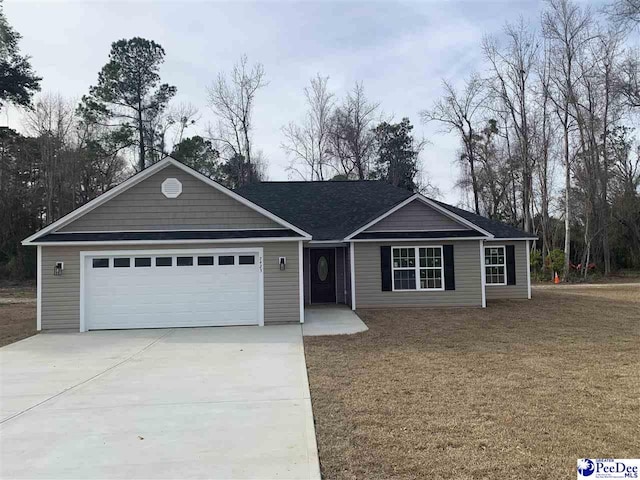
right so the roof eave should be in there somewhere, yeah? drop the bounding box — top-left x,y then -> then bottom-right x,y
24,236 -> 312,247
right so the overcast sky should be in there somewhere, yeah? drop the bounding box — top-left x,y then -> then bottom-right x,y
3,0 -> 584,205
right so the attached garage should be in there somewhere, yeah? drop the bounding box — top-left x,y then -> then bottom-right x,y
81,248 -> 263,331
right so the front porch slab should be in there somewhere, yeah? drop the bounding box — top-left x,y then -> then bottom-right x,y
302,306 -> 368,336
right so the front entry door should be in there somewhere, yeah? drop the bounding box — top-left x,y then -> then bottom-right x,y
310,249 -> 336,304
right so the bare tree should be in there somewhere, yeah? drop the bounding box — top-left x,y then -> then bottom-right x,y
615,48 -> 640,115
207,55 -> 267,184
24,93 -> 76,223
532,43 -> 558,262
328,82 -> 379,179
146,102 -> 200,164
483,19 -> 539,232
542,0 -> 591,279
421,75 -> 486,214
282,74 -> 335,180
607,0 -> 640,26
595,28 -> 623,274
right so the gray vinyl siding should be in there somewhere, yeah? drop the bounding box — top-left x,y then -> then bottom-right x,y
485,240 -> 529,300
354,240 -> 482,308
366,200 -> 466,232
41,242 -> 300,330
59,166 -> 280,232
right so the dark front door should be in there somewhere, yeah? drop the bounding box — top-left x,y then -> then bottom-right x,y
310,249 -> 336,304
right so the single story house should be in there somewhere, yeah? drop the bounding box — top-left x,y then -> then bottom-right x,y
22,158 -> 536,332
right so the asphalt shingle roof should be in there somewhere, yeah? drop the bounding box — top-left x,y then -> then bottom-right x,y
432,200 -> 537,240
236,181 -> 413,241
235,181 -> 536,241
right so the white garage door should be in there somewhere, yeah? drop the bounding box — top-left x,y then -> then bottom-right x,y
82,249 -> 262,331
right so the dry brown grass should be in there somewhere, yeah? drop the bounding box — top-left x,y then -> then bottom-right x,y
0,283 -> 36,299
0,286 -> 37,347
304,285 -> 640,480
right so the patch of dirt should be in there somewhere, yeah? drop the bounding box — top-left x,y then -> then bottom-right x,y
304,285 -> 640,480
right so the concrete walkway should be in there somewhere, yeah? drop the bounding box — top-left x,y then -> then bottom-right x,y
0,326 -> 320,480
302,305 -> 369,336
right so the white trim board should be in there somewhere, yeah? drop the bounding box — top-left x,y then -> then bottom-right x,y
23,158 -> 312,245
308,240 -> 348,245
24,237 -> 310,247
344,194 -> 494,240
485,237 -> 538,241
526,240 -> 532,299
349,241 -> 356,310
79,247 -> 265,332
350,236 -> 488,243
36,246 -> 42,331
298,241 -> 304,323
59,227 -> 292,234
479,240 -> 486,308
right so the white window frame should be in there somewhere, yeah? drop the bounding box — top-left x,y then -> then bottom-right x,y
484,245 -> 507,286
391,245 -> 445,292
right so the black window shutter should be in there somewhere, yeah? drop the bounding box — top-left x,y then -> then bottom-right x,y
380,246 -> 392,291
443,245 -> 455,290
506,245 -> 516,285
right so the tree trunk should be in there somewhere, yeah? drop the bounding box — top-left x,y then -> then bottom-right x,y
602,67 -> 611,275
563,116 -> 571,282
138,106 -> 145,171
466,130 -> 480,215
469,156 -> 480,215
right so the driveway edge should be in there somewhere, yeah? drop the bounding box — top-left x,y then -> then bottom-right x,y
300,326 -> 322,480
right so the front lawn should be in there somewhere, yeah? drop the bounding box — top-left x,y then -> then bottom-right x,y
304,285 -> 640,479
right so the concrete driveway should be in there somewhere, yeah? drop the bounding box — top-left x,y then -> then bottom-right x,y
0,326 -> 320,479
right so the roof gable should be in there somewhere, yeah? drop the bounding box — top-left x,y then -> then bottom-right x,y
23,159 -> 311,244
59,165 -> 280,232
364,198 -> 467,233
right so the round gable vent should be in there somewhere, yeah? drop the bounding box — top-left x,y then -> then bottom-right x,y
161,178 -> 182,198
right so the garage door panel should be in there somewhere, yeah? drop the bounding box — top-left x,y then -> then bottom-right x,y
84,250 -> 262,330
94,298 -> 259,315
89,280 -> 258,299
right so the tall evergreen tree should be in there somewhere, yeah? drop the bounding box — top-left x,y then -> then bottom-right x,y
78,37 -> 176,171
371,118 -> 421,191
171,135 -> 222,180
0,0 -> 41,109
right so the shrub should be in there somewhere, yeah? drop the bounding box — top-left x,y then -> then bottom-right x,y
545,249 -> 565,276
